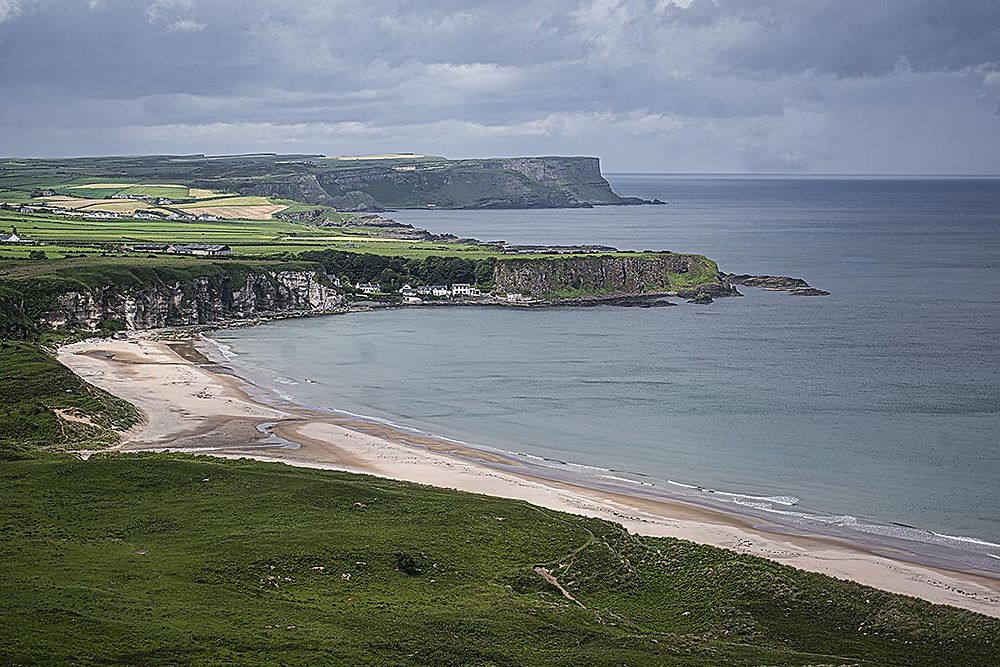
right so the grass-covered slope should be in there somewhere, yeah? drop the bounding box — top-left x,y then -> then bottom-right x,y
0,453 -> 997,666
0,342 -> 139,460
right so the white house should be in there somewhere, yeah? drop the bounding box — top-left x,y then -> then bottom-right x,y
355,282 -> 381,294
450,283 -> 481,297
398,283 -> 417,295
430,285 -> 450,297
415,285 -> 434,296
0,229 -> 21,243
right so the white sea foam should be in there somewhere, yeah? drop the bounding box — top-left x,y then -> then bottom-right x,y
930,532 -> 1000,549
598,474 -> 654,487
201,336 -> 236,360
706,490 -> 800,506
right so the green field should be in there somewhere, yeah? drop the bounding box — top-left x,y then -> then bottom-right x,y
0,208 -> 666,262
0,445 -> 996,665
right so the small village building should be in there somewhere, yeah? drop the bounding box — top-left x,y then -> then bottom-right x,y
355,282 -> 381,294
168,244 -> 232,256
0,228 -> 22,243
415,285 -> 434,296
196,213 -> 221,221
132,243 -> 169,253
430,285 -> 450,297
450,283 -> 481,297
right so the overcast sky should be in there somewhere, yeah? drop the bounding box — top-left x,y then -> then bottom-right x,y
1,0 -> 999,173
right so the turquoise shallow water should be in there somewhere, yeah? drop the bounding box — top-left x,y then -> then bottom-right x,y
205,175 -> 1000,570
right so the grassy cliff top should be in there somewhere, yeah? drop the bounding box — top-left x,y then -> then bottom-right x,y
1,448 -> 997,665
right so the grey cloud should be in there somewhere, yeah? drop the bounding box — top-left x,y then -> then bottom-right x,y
0,0 -> 998,173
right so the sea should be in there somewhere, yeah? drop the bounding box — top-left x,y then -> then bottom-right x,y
202,175 -> 1000,573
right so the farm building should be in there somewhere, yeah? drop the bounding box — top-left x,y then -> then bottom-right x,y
168,244 -> 232,256
0,228 -> 23,243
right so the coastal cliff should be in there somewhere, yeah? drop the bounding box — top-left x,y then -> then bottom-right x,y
493,253 -> 735,299
314,156 -> 632,210
42,270 -> 343,331
0,262 -> 343,337
5,153 -> 639,211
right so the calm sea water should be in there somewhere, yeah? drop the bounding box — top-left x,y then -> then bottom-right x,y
206,175 -> 1000,563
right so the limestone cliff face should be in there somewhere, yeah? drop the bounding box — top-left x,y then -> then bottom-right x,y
493,255 -> 734,298
40,270 -> 344,331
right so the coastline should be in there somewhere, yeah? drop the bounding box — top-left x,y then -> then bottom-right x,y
58,332 -> 1000,618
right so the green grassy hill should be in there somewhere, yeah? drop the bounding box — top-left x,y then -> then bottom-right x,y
1,452 -> 997,666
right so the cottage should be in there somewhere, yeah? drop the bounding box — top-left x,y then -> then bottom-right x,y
398,283 -> 419,296
415,285 -> 434,296
430,285 -> 450,297
450,283 -> 481,297
355,282 -> 381,294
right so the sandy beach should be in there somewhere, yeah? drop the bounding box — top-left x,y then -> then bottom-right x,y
58,333 -> 1000,618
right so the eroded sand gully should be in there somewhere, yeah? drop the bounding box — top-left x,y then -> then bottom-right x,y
58,334 -> 1000,618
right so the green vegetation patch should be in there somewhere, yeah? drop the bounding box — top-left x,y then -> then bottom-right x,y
0,453 -> 997,665
299,249 -> 497,291
0,342 -> 139,459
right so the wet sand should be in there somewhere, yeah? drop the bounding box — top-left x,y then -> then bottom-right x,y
58,333 -> 1000,618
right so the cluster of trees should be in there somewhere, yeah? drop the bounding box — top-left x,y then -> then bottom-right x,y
300,250 -> 497,293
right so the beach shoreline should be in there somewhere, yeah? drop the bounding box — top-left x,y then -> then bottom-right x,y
57,332 -> 1000,618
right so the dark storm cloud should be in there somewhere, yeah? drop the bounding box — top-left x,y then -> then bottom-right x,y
0,0 -> 998,172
